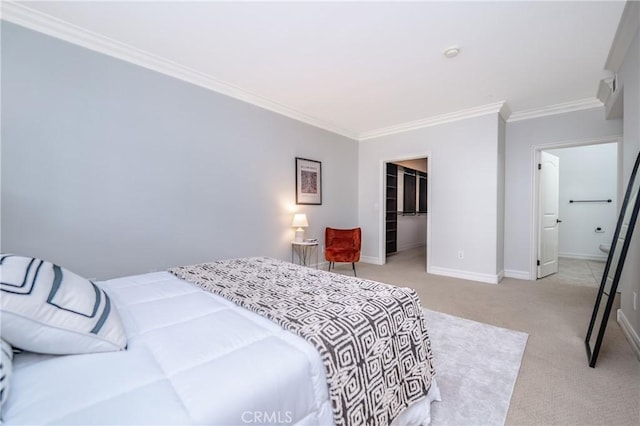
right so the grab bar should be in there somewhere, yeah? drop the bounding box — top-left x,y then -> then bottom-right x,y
569,199 -> 612,203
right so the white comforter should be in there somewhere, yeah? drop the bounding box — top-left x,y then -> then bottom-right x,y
3,271 -> 437,425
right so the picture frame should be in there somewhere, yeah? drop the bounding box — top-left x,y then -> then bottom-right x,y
295,157 -> 322,205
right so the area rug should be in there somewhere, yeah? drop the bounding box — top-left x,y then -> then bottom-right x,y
424,308 -> 528,426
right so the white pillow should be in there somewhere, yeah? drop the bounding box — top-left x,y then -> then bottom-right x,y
0,339 -> 12,412
0,255 -> 127,355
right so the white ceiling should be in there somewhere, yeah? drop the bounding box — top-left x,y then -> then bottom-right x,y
4,1 -> 626,139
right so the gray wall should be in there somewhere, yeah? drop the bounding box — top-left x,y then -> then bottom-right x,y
359,113 -> 503,283
618,29 -> 640,343
1,23 -> 359,279
504,108 -> 622,278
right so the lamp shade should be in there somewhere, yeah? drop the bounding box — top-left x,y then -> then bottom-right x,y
292,213 -> 309,242
291,213 -> 309,228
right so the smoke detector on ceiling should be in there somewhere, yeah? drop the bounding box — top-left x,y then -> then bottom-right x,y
443,46 -> 460,58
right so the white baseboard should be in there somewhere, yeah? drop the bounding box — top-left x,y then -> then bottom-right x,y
617,309 -> 640,361
429,266 -> 501,284
360,256 -> 384,266
559,252 -> 607,262
504,269 -> 533,280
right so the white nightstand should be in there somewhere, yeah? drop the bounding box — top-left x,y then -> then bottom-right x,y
291,241 -> 319,268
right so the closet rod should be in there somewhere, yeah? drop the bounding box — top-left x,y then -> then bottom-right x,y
569,199 -> 612,203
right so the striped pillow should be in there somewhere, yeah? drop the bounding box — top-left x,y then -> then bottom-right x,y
0,339 -> 12,412
0,255 -> 126,355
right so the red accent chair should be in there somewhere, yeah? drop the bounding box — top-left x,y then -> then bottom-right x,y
325,227 -> 362,276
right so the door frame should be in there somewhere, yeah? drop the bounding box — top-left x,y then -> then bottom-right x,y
530,135 -> 622,280
379,152 -> 432,272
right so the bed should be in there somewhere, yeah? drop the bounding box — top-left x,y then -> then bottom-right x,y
0,256 -> 440,425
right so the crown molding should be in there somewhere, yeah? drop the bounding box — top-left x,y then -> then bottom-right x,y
604,0 -> 639,73
0,1 -> 359,140
2,1 -> 509,143
507,98 -> 603,122
597,77 -> 615,105
359,101 -> 509,141
1,1 -> 615,142
498,102 -> 512,122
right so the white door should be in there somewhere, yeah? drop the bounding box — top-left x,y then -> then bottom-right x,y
538,151 -> 560,278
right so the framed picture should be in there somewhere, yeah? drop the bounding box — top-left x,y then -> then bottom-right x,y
295,157 -> 322,205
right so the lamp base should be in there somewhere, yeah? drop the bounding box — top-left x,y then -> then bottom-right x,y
294,228 -> 305,242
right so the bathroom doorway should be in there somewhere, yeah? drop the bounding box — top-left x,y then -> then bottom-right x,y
535,141 -> 619,286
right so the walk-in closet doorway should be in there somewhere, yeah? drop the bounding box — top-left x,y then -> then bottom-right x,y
383,157 -> 430,271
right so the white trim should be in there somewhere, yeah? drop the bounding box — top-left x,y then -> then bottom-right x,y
498,102 -> 512,122
378,153 -> 432,273
378,160 -> 386,266
360,256 -> 384,266
558,253 -> 607,262
617,309 -> 640,362
2,0 -> 621,144
360,102 -> 508,141
598,76 -> 623,120
529,148 -> 540,281
508,98 -> 603,122
530,135 -> 623,282
597,77 -> 615,106
430,266 -> 501,285
504,269 -> 532,280
1,1 -> 359,140
530,135 -> 622,152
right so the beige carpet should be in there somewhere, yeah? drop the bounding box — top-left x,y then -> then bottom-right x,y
329,247 -> 640,426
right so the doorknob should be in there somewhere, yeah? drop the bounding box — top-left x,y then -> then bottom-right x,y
557,219 -> 563,223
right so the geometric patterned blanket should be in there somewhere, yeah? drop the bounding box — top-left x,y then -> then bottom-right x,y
169,257 -> 436,426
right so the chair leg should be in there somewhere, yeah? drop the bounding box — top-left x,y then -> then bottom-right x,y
327,262 -> 332,272
352,263 -> 357,277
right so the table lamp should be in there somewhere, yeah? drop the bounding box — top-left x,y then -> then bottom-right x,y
292,213 -> 309,242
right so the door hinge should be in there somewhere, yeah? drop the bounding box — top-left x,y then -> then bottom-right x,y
537,260 -> 541,266
538,163 -> 542,170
